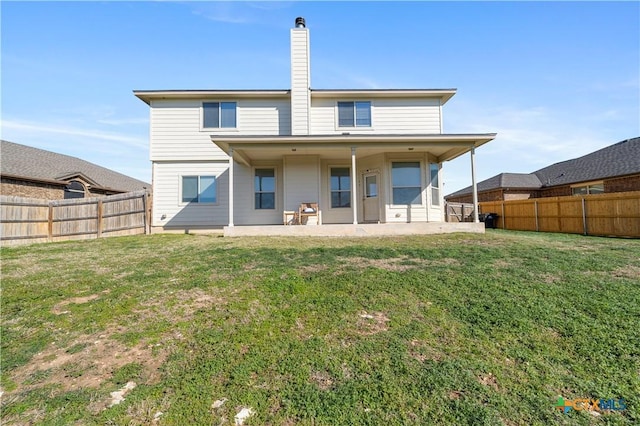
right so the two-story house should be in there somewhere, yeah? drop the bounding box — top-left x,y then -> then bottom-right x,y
135,17 -> 496,236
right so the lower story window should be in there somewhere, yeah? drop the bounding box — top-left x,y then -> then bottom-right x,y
182,175 -> 217,203
429,163 -> 440,206
392,162 -> 422,205
330,167 -> 351,208
255,168 -> 275,209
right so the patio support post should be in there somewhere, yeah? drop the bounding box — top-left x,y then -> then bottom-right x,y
228,148 -> 234,227
470,146 -> 479,223
351,147 -> 358,224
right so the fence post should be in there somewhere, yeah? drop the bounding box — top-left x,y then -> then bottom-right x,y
48,203 -> 54,242
143,191 -> 150,234
501,202 -> 506,229
97,199 -> 103,238
582,197 -> 588,236
534,201 -> 539,232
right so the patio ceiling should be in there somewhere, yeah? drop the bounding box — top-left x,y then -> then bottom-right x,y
211,133 -> 496,166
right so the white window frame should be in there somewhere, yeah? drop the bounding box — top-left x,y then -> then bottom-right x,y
335,101 -> 373,129
201,101 -> 237,130
390,161 -> 424,207
254,167 -> 277,210
180,175 -> 219,205
329,166 -> 352,209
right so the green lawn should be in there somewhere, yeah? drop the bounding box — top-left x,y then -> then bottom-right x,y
1,230 -> 638,425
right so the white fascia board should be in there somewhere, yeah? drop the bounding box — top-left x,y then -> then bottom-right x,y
133,90 -> 291,105
310,89 -> 457,104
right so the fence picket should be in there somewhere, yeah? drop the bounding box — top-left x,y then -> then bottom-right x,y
479,191 -> 640,238
1,190 -> 151,246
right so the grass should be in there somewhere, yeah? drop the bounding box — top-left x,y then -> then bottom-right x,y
1,230 -> 639,425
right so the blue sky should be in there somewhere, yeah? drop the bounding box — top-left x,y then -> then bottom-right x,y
2,1 -> 638,193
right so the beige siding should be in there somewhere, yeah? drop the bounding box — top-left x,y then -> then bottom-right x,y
152,161 -> 230,228
291,29 -> 310,135
234,161 -> 284,226
283,156 -> 320,212
150,99 -> 291,161
310,98 -> 442,135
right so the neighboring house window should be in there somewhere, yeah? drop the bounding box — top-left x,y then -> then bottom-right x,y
337,101 -> 371,127
255,169 -> 275,209
429,163 -> 440,206
182,176 -> 217,203
64,180 -> 85,199
203,102 -> 237,128
571,183 -> 604,195
330,167 -> 351,208
392,162 -> 422,205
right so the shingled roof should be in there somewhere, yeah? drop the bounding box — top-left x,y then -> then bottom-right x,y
1,140 -> 149,192
533,137 -> 640,187
446,137 -> 640,198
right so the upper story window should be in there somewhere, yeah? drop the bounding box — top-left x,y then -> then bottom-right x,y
203,102 -> 236,129
337,101 -> 371,127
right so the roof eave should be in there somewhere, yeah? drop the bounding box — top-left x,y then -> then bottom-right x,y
310,89 -> 457,104
133,89 -> 292,105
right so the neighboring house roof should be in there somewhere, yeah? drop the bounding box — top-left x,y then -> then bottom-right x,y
446,137 -> 640,198
533,137 -> 640,187
0,140 -> 150,192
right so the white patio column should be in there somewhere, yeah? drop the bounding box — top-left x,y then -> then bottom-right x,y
228,148 -> 234,227
351,147 -> 358,224
470,146 -> 479,223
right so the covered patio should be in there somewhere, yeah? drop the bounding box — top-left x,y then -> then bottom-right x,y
212,133 -> 495,233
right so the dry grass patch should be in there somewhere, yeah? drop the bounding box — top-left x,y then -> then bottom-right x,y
310,370 -> 334,391
612,265 -> 640,279
478,372 -> 500,391
356,311 -> 390,335
8,331 -> 168,396
51,290 -> 110,315
338,256 -> 460,272
408,339 -> 446,363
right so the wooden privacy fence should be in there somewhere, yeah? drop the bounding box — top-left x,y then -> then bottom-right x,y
479,191 -> 640,238
445,202 -> 475,223
1,190 -> 151,246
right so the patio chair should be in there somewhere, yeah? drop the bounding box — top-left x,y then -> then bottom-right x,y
298,202 -> 321,225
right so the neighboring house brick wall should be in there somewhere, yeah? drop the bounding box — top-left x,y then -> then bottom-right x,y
448,189 -> 536,204
1,178 -> 64,199
503,191 -> 535,201
539,186 -> 572,198
1,177 -> 114,200
604,174 -> 640,193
